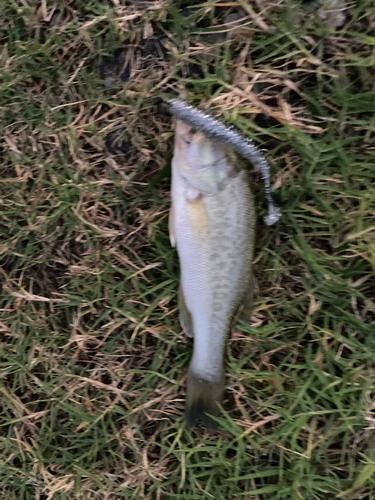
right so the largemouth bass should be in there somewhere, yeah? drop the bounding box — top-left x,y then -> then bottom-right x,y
169,120 -> 255,428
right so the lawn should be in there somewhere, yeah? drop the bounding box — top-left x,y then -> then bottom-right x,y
1,1 -> 375,499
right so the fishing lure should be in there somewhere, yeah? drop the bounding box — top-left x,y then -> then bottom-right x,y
166,98 -> 281,226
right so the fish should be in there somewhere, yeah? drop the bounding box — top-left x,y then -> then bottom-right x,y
169,119 -> 256,428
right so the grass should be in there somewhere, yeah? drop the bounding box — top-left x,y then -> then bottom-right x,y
1,0 -> 375,498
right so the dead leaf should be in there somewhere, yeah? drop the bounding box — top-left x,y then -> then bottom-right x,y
308,295 -> 322,316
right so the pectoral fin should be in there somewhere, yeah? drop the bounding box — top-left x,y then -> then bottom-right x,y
179,282 -> 194,338
236,273 -> 255,325
169,203 -> 176,247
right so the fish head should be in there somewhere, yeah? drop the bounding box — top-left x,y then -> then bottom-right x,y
173,120 -> 239,196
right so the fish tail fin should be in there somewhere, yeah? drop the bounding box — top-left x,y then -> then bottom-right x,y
185,367 -> 225,430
